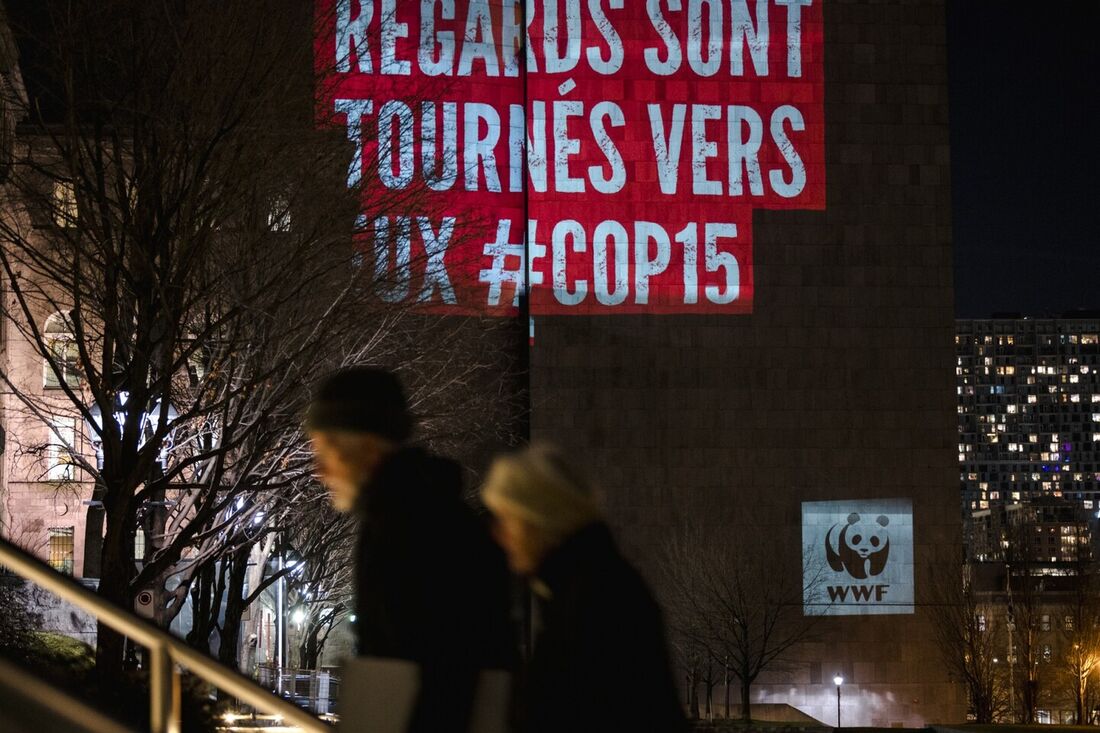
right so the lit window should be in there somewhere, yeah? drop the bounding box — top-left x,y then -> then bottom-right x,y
52,180 -> 78,227
48,527 -> 74,575
267,195 -> 292,232
134,527 -> 146,561
43,312 -> 80,388
46,416 -> 77,481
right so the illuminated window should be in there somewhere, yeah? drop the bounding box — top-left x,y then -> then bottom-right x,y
52,180 -> 77,227
48,527 -> 74,575
1065,616 -> 1075,631
267,194 -> 292,232
1041,614 -> 1051,631
43,312 -> 80,388
134,527 -> 146,561
1041,644 -> 1053,663
46,416 -> 77,481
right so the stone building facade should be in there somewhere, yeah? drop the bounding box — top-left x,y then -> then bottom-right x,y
529,1 -> 964,725
0,3 -> 98,586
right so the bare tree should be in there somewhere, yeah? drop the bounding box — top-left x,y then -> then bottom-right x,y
659,522 -> 828,723
0,0 -> 517,686
927,556 -> 1009,723
1056,539 -> 1100,723
1001,518 -> 1045,723
284,504 -> 356,670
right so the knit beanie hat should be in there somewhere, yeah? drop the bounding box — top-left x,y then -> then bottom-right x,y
481,444 -> 601,539
304,367 -> 413,442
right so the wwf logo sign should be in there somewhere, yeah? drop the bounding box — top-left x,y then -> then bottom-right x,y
802,499 -> 914,617
825,512 -> 890,580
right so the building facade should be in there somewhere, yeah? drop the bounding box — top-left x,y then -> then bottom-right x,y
959,317 -> 1100,565
531,1 -> 964,726
959,317 -> 1100,514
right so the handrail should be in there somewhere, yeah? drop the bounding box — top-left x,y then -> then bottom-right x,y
0,654 -> 136,733
0,536 -> 330,733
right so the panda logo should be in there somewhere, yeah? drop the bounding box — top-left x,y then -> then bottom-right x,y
825,513 -> 890,580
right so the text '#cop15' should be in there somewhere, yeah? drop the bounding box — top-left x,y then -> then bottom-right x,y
317,0 -> 825,316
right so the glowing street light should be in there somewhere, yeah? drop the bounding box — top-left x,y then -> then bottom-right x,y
833,674 -> 844,727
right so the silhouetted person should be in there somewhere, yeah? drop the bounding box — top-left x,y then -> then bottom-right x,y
307,367 -> 512,732
481,444 -> 688,733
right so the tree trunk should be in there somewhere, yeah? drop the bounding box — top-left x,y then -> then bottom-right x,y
299,622 -> 321,671
95,501 -> 134,684
186,562 -> 215,648
218,547 -> 250,670
1077,677 -> 1087,725
686,669 -> 699,720
740,678 -> 751,722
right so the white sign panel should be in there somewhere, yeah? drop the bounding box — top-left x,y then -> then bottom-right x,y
802,498 -> 914,616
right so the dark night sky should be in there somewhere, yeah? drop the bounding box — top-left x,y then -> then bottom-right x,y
947,1 -> 1100,318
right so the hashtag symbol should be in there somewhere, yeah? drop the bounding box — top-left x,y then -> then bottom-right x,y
479,219 -> 545,307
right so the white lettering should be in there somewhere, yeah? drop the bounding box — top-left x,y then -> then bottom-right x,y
418,0 -> 454,76
588,101 -> 626,194
464,103 -> 502,192
553,100 -> 585,193
687,0 -> 723,77
648,103 -> 687,195
458,0 -> 499,76
730,0 -> 768,76
776,0 -> 812,77
769,104 -> 806,198
691,104 -> 722,195
378,100 -> 415,189
335,0 -> 373,73
380,0 -> 411,75
587,0 -> 625,74
634,221 -> 671,304
644,0 -> 682,75
552,220 -> 588,305
593,220 -> 629,306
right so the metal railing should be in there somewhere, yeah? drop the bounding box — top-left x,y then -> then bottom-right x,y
0,536 -> 330,733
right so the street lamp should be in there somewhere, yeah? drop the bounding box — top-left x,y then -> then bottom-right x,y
833,674 -> 844,727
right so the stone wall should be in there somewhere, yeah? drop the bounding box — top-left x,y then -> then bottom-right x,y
529,0 -> 964,725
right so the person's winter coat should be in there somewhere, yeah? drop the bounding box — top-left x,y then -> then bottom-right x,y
354,446 -> 514,732
521,521 -> 689,733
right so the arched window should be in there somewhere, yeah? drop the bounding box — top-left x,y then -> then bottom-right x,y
43,312 -> 80,388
